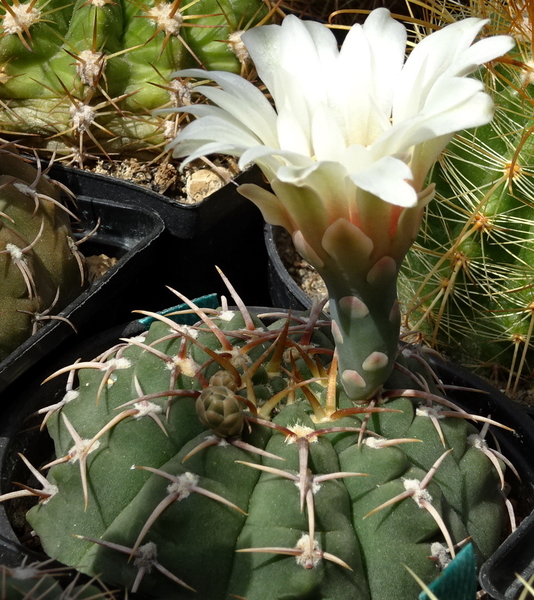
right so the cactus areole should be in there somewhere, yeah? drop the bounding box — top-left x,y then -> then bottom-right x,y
21,298 -> 513,599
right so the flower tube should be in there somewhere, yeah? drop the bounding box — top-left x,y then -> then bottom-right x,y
165,9 -> 514,400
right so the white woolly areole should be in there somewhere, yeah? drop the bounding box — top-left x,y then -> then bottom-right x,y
133,401 -> 163,418
218,310 -> 235,322
134,542 -> 157,570
70,103 -> 95,133
147,3 -> 183,35
6,243 -> 23,260
228,30 -> 250,65
105,357 -> 131,370
41,481 -> 59,504
163,119 -> 179,141
295,478 -> 321,495
68,439 -> 100,463
295,534 -> 321,568
282,344 -> 315,364
430,541 -> 451,570
416,405 -> 444,420
3,3 -> 41,35
63,390 -> 80,404
10,562 -> 42,580
174,324 -> 199,338
467,433 -> 488,450
362,436 -> 385,449
170,78 -> 192,107
402,478 -> 432,507
126,334 -> 147,344
168,356 -> 198,377
13,182 -> 32,197
167,472 -> 199,499
76,49 -> 104,87
285,422 -> 316,443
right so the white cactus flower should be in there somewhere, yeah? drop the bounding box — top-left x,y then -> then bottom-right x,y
166,9 -> 513,267
164,10 -> 514,400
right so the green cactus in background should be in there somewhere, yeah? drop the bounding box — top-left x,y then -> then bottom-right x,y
399,0 -> 534,396
1,286 -> 512,600
0,0 -> 273,162
0,145 -> 86,360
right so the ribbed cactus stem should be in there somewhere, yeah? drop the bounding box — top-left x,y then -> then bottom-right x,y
322,257 -> 400,400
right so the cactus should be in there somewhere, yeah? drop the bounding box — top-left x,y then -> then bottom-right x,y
0,559 -> 116,599
0,145 -> 86,360
1,283 -> 512,600
398,0 -> 534,395
0,0 -> 272,162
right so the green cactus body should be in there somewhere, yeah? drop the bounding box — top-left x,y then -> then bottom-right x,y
0,0 -> 269,159
399,1 -> 534,394
21,303 -> 507,600
0,147 -> 85,360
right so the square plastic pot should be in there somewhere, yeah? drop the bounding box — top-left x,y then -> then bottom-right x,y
0,196 -> 165,397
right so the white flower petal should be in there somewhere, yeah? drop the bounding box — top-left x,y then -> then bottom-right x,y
393,17 -> 489,121
277,106 -> 312,156
238,145 -> 313,178
277,161 -> 355,223
191,86 -> 278,147
448,35 -> 516,77
350,156 -> 417,207
173,115 -> 261,149
311,104 -> 347,162
362,8 -> 406,137
374,77 -> 494,159
338,24 -> 372,146
170,141 -> 246,167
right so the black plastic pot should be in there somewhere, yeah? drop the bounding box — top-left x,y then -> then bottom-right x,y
46,163 -> 272,309
0,196 -> 165,398
264,223 -> 314,311
0,308 -> 533,598
46,163 -> 266,239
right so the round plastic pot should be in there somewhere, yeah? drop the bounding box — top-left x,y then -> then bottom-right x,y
264,224 -> 313,311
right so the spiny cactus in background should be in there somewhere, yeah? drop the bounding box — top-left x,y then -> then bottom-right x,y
399,0 -> 534,396
0,559 -> 117,599
0,145 -> 86,361
0,0 -> 273,163
0,282 -> 514,600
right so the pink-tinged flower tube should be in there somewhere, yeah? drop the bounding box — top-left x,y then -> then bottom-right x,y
165,9 -> 514,400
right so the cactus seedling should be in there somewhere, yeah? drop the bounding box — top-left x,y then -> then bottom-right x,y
0,144 -> 86,360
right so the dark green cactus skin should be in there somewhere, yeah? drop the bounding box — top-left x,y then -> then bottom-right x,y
25,308 -> 505,600
0,0 -> 269,158
399,29 -> 534,390
0,148 -> 85,360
